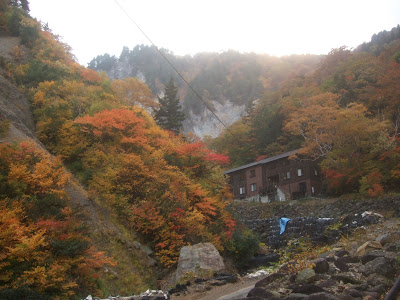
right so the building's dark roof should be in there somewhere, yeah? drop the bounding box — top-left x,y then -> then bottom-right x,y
223,150 -> 298,174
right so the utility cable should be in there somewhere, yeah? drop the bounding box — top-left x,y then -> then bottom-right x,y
112,0 -> 241,144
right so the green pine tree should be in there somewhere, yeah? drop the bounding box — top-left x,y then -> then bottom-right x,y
154,77 -> 186,134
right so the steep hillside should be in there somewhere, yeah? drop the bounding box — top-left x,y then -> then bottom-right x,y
0,3 -> 243,298
88,46 -> 321,137
0,73 -> 36,142
0,70 -> 157,295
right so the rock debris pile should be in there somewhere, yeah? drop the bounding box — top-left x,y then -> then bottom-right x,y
239,226 -> 400,299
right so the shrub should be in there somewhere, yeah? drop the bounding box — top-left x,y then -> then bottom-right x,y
0,118 -> 10,136
225,225 -> 260,266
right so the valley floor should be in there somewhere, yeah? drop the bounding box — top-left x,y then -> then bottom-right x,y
171,276 -> 263,300
171,214 -> 400,300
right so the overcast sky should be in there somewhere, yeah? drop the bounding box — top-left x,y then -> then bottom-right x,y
29,0 -> 400,66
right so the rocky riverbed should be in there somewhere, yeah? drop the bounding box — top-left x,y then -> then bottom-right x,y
170,199 -> 400,300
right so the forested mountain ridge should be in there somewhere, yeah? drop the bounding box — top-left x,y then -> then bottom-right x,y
0,2 -> 246,298
211,25 -> 400,197
355,24 -> 400,55
88,46 -> 321,137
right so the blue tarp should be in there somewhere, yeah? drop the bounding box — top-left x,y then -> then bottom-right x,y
280,217 -> 291,235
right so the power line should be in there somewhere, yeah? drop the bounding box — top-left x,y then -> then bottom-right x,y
112,0 -> 241,143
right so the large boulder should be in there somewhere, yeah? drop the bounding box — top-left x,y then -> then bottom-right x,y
175,243 -> 225,283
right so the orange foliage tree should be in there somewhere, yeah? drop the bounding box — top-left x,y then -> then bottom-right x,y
112,77 -> 157,109
0,142 -> 115,298
73,108 -> 234,267
284,92 -> 391,194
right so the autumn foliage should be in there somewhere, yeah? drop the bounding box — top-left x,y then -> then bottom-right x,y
4,2 -> 400,298
1,8 -> 236,270
0,142 -> 115,298
72,108 -> 234,267
212,36 -> 400,196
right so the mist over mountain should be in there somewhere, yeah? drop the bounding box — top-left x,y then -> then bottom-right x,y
88,47 -> 321,137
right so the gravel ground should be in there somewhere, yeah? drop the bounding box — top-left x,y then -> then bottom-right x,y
171,276 -> 265,300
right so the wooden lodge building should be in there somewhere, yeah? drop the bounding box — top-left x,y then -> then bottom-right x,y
224,150 -> 322,202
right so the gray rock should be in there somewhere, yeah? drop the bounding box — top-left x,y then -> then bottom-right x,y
304,292 -> 337,300
335,250 -> 350,257
336,255 -> 360,264
354,282 -> 368,291
315,273 -> 331,281
334,258 -> 349,272
247,287 -> 274,298
187,283 -> 212,293
333,274 -> 362,285
312,258 -> 329,274
368,283 -> 387,293
144,256 -> 157,267
362,296 -> 376,300
355,241 -> 382,256
363,292 -> 381,299
337,296 -> 357,300
375,234 -> 391,246
362,256 -> 395,277
214,274 -> 238,283
255,272 -> 286,288
133,241 -> 153,256
318,251 -> 335,262
295,269 -> 316,284
207,279 -> 226,286
284,293 -> 308,299
175,243 -> 225,283
347,288 -> 363,297
292,284 -> 325,294
271,291 -> 282,298
383,243 -> 398,252
366,273 -> 389,287
317,279 -> 337,288
360,250 -> 386,264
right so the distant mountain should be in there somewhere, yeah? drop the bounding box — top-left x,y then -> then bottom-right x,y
355,25 -> 400,55
88,47 -> 321,137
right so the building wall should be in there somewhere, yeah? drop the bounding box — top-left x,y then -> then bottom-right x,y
264,158 -> 321,199
229,170 -> 246,199
228,157 -> 322,200
246,164 -> 263,198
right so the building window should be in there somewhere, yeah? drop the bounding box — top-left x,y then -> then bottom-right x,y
239,187 -> 245,194
297,168 -> 303,176
250,169 -> 256,178
239,173 -> 245,180
314,169 -> 318,176
286,171 -> 291,179
250,183 -> 257,192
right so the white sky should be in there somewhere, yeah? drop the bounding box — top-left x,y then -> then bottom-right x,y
29,0 -> 400,66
